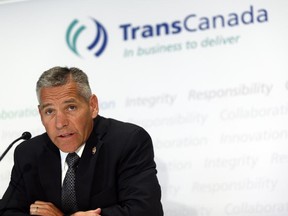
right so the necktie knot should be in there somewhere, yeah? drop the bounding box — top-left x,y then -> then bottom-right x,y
66,153 -> 80,168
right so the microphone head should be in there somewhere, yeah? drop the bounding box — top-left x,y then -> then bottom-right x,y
21,132 -> 32,140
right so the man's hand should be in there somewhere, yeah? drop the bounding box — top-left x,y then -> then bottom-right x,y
30,201 -> 101,216
30,201 -> 63,216
72,208 -> 101,216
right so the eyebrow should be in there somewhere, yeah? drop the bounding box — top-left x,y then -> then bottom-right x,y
63,98 -> 77,104
39,98 -> 77,110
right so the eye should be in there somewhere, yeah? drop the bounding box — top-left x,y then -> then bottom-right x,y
44,108 -> 54,115
67,105 -> 77,111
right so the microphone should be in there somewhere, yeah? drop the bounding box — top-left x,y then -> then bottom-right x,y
0,132 -> 32,162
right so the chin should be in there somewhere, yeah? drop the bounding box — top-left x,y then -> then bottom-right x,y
58,144 -> 77,153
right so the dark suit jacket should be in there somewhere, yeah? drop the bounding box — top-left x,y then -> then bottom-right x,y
0,115 -> 163,216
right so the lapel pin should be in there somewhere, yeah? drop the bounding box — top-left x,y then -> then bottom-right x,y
92,146 -> 97,155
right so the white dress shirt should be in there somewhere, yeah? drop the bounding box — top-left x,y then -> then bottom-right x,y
60,144 -> 85,185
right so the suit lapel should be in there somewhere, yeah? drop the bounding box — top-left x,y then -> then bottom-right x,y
76,116 -> 107,209
38,137 -> 62,208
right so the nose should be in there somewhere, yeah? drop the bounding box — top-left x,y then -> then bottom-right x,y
55,111 -> 68,129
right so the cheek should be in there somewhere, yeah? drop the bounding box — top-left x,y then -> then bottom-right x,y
76,115 -> 93,134
41,117 -> 54,131
40,117 -> 48,128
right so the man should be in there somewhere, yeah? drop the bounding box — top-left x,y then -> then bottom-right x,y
0,67 -> 163,216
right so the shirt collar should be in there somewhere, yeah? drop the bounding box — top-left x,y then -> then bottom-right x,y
60,144 -> 86,169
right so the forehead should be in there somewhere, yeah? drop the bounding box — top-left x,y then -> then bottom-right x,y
39,82 -> 83,105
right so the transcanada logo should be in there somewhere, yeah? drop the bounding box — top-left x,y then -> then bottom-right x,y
66,18 -> 108,57
119,5 -> 268,41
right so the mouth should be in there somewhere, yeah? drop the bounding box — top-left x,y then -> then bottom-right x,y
58,133 -> 75,138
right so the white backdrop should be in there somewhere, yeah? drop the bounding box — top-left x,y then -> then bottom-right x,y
0,0 -> 288,215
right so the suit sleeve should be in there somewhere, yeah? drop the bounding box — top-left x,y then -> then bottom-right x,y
101,127 -> 163,216
0,147 -> 31,216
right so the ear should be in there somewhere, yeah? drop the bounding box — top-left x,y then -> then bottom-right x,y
89,94 -> 99,118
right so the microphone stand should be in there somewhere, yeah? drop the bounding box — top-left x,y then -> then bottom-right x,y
0,132 -> 31,162
0,137 -> 23,162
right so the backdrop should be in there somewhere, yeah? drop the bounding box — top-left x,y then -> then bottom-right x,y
0,0 -> 288,215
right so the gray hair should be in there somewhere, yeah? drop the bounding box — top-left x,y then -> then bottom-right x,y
36,66 -> 92,103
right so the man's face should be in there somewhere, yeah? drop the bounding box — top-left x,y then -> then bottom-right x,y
38,81 -> 98,153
